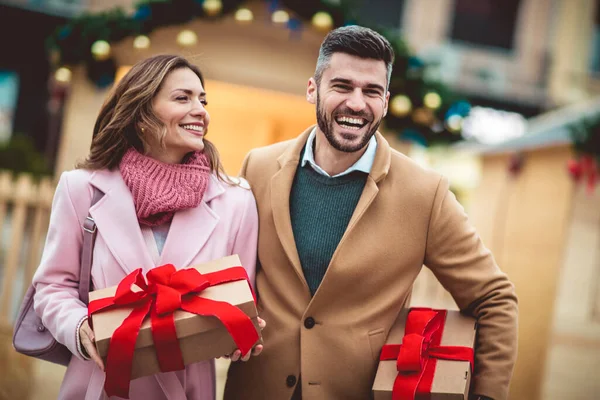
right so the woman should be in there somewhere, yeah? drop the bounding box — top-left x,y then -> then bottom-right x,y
32,55 -> 263,399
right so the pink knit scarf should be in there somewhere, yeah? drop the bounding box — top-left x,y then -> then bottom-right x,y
119,148 -> 211,226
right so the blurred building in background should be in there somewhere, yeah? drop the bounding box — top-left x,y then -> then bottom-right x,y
406,0 -> 598,112
52,0 -> 326,176
399,2 -> 600,399
0,1 -> 69,173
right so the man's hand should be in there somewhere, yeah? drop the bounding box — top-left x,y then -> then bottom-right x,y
218,317 -> 266,362
79,319 -> 105,371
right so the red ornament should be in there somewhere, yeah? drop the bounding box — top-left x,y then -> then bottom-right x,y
567,155 -> 598,194
567,158 -> 583,181
508,153 -> 525,176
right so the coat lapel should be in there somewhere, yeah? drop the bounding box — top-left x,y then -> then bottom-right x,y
158,175 -> 223,268
270,128 -> 313,291
271,164 -> 307,289
88,169 -> 155,276
341,132 -> 391,239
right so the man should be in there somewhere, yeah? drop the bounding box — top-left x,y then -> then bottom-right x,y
225,26 -> 517,400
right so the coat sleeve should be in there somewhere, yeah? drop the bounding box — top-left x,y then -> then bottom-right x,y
424,176 -> 518,400
32,172 -> 90,360
230,179 -> 259,292
239,150 -> 253,179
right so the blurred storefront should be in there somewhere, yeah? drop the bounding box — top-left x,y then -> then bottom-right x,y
0,3 -> 67,173
459,96 -> 600,400
53,0 -> 326,175
398,1 -> 600,399
403,0 -> 599,110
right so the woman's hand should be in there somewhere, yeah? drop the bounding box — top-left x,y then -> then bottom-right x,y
219,317 -> 266,362
79,319 -> 105,371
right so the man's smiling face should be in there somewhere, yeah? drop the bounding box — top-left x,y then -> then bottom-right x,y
307,52 -> 389,153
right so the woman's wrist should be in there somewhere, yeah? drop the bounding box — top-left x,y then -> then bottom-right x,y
76,316 -> 91,360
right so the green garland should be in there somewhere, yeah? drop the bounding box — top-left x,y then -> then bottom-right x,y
570,115 -> 600,158
383,34 -> 469,147
47,0 -> 469,146
0,135 -> 52,177
566,115 -> 600,191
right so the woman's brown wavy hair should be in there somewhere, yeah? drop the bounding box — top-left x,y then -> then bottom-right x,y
77,54 -> 228,181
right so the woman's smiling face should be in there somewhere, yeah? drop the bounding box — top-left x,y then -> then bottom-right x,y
148,67 -> 210,163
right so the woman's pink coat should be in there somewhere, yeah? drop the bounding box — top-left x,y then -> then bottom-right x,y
32,168 -> 258,400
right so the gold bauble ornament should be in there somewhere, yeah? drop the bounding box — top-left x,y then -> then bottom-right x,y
272,10 -> 290,24
312,11 -> 333,31
235,8 -> 254,22
55,67 -> 72,83
423,92 -> 442,109
133,35 -> 151,50
203,0 -> 223,17
91,40 -> 111,61
177,30 -> 198,46
390,95 -> 412,117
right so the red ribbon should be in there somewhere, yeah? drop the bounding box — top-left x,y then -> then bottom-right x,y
379,308 -> 474,400
88,264 -> 259,399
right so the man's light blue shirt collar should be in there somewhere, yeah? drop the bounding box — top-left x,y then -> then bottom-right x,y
301,128 -> 378,178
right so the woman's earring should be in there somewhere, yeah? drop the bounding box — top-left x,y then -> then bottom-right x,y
140,127 -> 145,132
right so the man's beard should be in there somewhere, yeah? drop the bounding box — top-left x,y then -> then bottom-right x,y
316,91 -> 382,153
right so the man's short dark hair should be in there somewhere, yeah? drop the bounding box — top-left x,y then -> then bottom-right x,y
314,25 -> 395,90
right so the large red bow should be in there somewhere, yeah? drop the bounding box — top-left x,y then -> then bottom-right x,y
379,308 -> 474,400
88,264 -> 259,399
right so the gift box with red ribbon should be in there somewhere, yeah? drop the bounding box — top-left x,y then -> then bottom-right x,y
88,255 -> 261,399
372,307 -> 476,400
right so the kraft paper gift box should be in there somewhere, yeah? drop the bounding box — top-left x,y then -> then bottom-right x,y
373,308 -> 477,400
89,254 -> 261,380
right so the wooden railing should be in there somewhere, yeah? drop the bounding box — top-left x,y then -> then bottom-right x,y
0,170 -> 57,400
0,171 -> 55,328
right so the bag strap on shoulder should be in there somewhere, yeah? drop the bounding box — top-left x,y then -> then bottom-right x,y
79,188 -> 104,304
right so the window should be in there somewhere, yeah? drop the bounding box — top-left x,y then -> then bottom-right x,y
450,0 -> 521,50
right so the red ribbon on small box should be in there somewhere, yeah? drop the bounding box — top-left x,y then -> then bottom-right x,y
88,264 -> 259,399
379,308 -> 474,400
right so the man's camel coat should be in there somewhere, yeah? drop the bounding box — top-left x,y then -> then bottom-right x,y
225,127 -> 518,400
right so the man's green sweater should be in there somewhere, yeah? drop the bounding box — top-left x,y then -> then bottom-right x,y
289,164 -> 367,295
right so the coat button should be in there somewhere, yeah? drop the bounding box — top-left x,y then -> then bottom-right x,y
286,375 -> 297,387
37,325 -> 46,332
304,317 -> 315,329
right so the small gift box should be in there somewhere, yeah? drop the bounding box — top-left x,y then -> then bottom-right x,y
372,307 -> 476,400
88,255 -> 261,398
